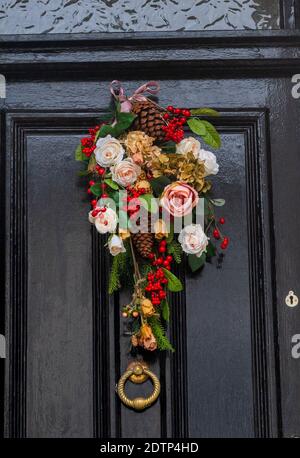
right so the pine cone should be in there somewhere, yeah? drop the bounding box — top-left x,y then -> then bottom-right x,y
132,213 -> 154,258
131,100 -> 165,142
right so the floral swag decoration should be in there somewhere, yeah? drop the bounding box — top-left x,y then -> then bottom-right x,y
75,81 -> 229,353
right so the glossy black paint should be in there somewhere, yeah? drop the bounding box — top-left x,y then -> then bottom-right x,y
0,29 -> 300,438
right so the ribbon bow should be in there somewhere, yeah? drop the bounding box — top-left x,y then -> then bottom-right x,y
110,80 -> 160,112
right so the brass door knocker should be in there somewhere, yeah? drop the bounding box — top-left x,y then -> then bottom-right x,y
117,361 -> 160,411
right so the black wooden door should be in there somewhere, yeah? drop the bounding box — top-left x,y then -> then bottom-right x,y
1,30 -> 300,438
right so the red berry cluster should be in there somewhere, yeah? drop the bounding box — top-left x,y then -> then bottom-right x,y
81,125 -> 101,157
212,217 -> 229,250
162,106 -> 191,143
145,240 -> 173,306
91,206 -> 107,217
122,186 -> 147,217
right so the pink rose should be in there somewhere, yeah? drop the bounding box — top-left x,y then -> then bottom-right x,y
160,181 -> 199,217
110,158 -> 141,187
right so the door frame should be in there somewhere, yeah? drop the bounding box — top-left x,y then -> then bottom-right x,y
1,24 -> 300,438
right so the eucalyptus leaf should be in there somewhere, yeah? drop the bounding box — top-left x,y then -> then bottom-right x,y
211,198 -> 225,206
162,268 -> 183,292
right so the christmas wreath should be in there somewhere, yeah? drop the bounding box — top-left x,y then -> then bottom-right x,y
75,81 -> 228,353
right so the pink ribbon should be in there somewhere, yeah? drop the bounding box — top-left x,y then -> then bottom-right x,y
110,80 -> 160,112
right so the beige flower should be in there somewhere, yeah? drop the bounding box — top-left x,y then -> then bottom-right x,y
94,208 -> 118,234
111,158 -> 141,187
108,235 -> 126,256
178,224 -> 209,257
160,181 -> 199,217
176,137 -> 201,156
95,135 -> 124,167
141,298 -> 156,317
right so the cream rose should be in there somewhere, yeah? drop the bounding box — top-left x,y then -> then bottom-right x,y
94,208 -> 118,234
160,181 -> 199,217
176,137 -> 201,156
178,224 -> 209,257
95,135 -> 124,167
196,148 -> 219,176
108,234 -> 126,256
111,158 -> 141,187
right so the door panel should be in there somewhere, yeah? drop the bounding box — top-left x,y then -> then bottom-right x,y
2,43 -> 300,437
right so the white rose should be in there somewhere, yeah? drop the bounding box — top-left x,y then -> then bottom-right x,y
94,208 -> 118,234
108,235 -> 126,256
111,158 -> 141,187
176,137 -> 201,156
95,135 -> 124,167
178,224 -> 209,257
196,148 -> 219,176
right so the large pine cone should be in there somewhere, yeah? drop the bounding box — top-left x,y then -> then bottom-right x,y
132,213 -> 154,258
131,100 -> 165,143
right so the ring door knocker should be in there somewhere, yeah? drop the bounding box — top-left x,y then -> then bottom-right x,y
117,361 -> 161,411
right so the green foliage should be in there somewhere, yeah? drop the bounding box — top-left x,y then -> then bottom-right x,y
190,107 -> 220,117
160,141 -> 177,153
108,249 -> 131,294
95,111 -> 136,141
162,268 -> 183,292
139,193 -> 158,213
161,298 -> 170,322
188,252 -> 206,273
167,240 -> 183,264
206,242 -> 216,258
150,176 -> 172,197
75,143 -> 88,162
90,183 -> 102,197
104,178 -> 119,190
148,316 -> 174,352
140,262 -> 153,279
187,118 -> 221,149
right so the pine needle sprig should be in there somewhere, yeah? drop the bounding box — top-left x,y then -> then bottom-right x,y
167,240 -> 183,264
148,316 -> 175,352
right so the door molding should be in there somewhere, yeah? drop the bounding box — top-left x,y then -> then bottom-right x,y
4,109 -> 278,437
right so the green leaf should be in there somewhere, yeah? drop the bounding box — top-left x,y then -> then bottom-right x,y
187,118 -> 207,136
104,178 -> 119,190
167,240 -> 182,264
90,183 -> 102,197
139,193 -> 158,214
161,299 -> 170,322
148,316 -> 174,352
150,176 -> 172,197
95,111 -> 136,141
160,141 -> 177,154
206,242 -> 216,258
190,108 -> 220,117
188,253 -> 206,273
162,268 -> 183,292
211,198 -> 225,206
75,143 -> 87,162
166,220 -> 174,244
108,251 -> 129,294
77,169 -> 91,177
200,120 -> 221,149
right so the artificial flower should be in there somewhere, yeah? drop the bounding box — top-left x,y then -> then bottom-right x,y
124,131 -> 161,166
95,135 -> 124,167
108,234 -> 126,256
111,158 -> 141,187
178,224 -> 209,257
94,208 -> 118,234
176,136 -> 201,156
196,148 -> 219,176
160,181 -> 199,217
